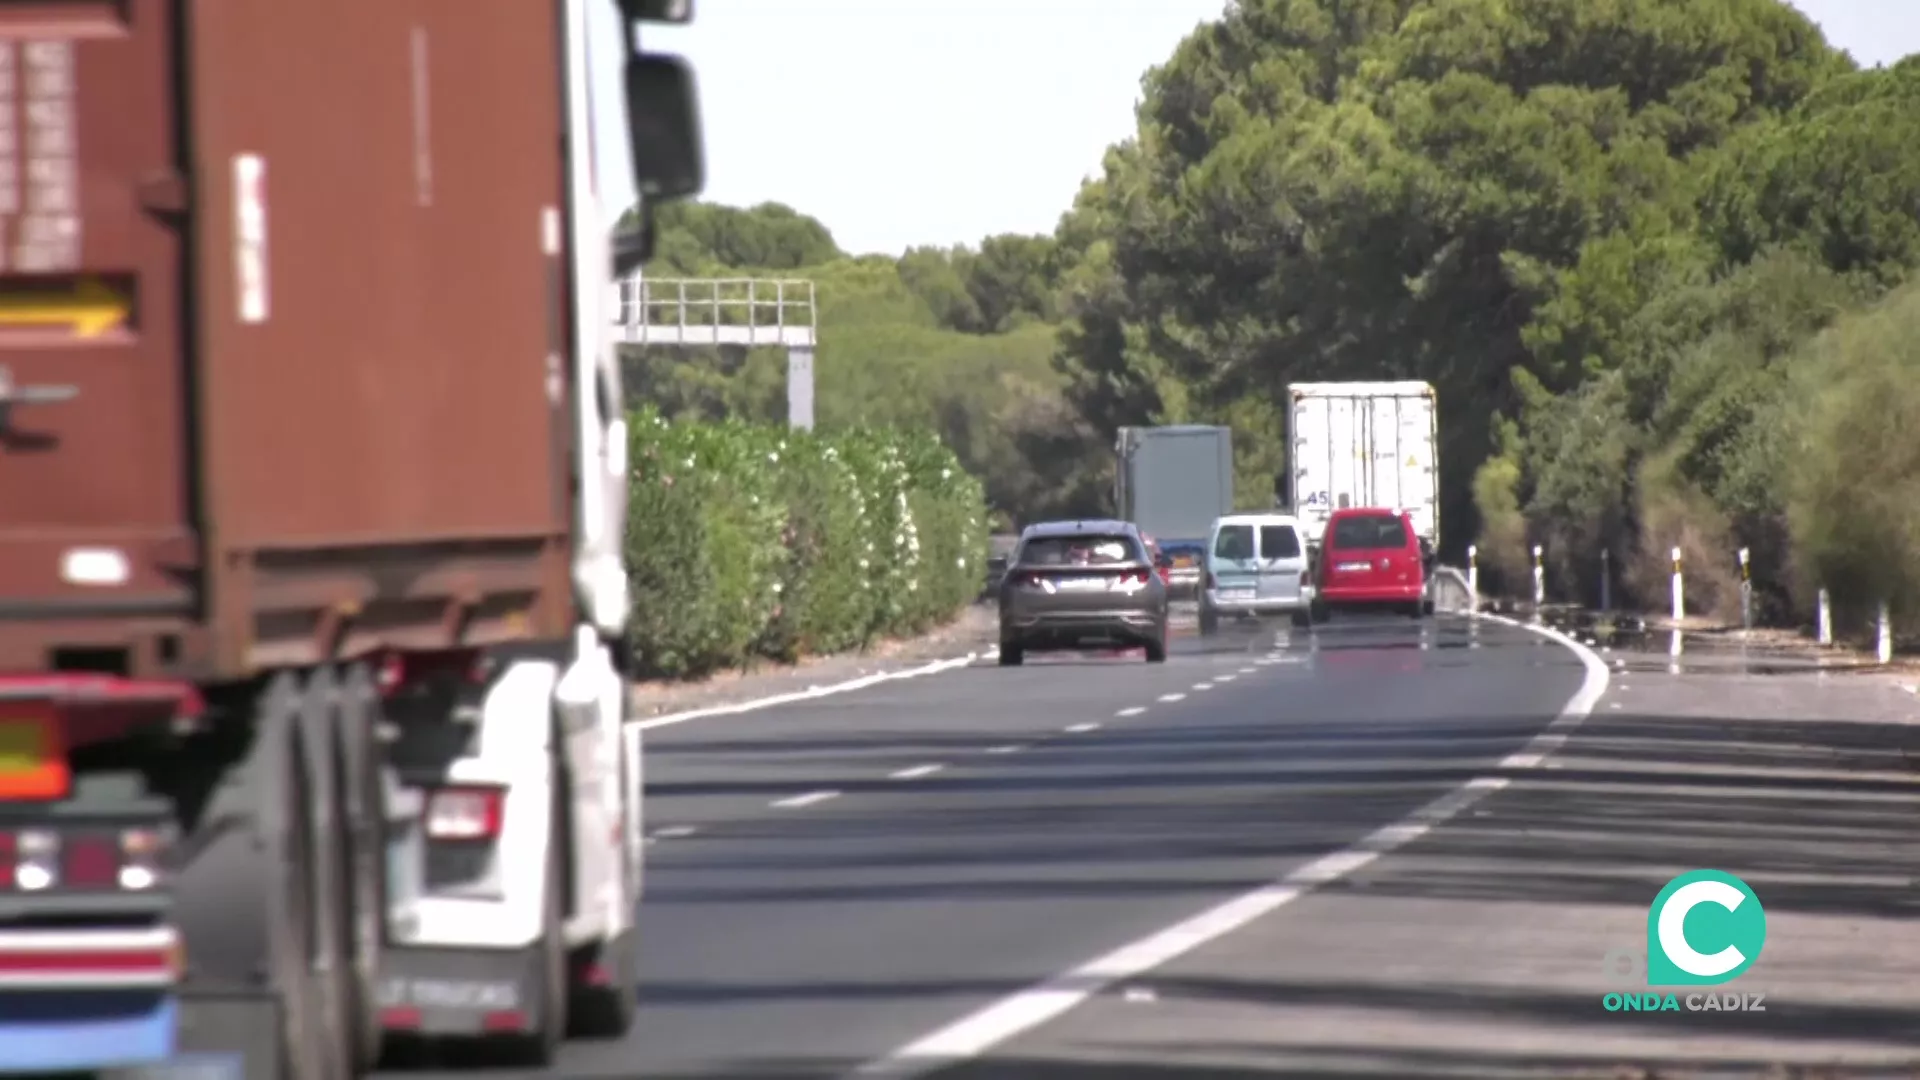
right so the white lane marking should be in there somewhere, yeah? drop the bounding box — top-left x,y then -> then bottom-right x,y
844,616 -> 1609,1080
652,825 -> 698,839
1215,674 -> 1236,683
985,744 -> 1026,754
1064,722 -> 1100,733
1192,682 -> 1213,691
770,790 -> 839,808
1157,692 -> 1185,702
634,648 -> 991,731
1238,666 -> 1256,674
1116,706 -> 1146,717
890,763 -> 944,780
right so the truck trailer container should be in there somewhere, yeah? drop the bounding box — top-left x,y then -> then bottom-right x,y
0,1 -> 703,1077
1113,425 -> 1234,597
1285,381 -> 1440,550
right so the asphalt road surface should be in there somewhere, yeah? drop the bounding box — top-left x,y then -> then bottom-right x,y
394,612 -> 1920,1079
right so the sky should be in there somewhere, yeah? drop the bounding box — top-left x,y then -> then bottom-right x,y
588,0 -> 1920,258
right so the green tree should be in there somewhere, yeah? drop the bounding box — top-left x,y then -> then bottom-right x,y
1054,0 -> 1846,558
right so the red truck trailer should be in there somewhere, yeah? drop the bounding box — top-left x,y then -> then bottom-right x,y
0,0 -> 702,1077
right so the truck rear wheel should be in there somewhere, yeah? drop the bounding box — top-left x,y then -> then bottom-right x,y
297,668 -> 359,1080
335,663 -> 389,1071
172,674 -> 344,1080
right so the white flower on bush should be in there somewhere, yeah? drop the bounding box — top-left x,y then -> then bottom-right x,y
772,581 -> 783,595
683,456 -> 695,468
767,451 -> 779,463
941,468 -> 951,481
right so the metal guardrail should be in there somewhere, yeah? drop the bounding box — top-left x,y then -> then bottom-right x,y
610,276 -> 817,348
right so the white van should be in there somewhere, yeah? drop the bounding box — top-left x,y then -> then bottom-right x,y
1199,512 -> 1314,634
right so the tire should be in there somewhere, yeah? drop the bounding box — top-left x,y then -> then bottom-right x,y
1144,624 -> 1168,663
296,671 -> 356,1080
171,675 -> 338,1080
998,641 -> 1024,666
1310,600 -> 1329,623
1198,604 -> 1218,636
335,663 -> 389,1072
570,929 -> 638,1039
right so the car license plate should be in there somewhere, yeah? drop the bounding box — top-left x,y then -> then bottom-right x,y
1218,588 -> 1255,600
1057,577 -> 1107,591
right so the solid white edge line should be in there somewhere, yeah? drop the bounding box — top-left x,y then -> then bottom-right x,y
843,612 -> 1610,1080
634,649 -> 989,732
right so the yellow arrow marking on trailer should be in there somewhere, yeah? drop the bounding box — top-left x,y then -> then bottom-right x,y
0,278 -> 128,337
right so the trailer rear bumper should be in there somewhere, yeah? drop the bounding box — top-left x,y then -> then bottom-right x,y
0,990 -> 174,1074
376,942 -> 551,1037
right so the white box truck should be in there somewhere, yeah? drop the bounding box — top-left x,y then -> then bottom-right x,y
1286,381 -> 1440,549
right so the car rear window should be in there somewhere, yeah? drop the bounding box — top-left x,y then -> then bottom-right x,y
1212,524 -> 1254,560
1019,534 -> 1142,566
1260,525 -> 1301,559
1329,514 -> 1408,550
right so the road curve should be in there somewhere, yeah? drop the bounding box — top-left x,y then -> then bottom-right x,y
389,613 -> 1589,1079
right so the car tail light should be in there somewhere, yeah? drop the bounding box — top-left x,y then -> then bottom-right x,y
1114,569 -> 1150,586
425,785 -> 505,841
0,826 -> 170,892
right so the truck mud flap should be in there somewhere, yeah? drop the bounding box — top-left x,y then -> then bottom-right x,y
376,943 -> 547,1038
101,989 -> 282,1080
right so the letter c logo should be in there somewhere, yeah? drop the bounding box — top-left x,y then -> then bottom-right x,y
1645,870 -> 1766,986
1658,880 -> 1745,977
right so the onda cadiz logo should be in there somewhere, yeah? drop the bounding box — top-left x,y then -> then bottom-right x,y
1601,869 -> 1769,1013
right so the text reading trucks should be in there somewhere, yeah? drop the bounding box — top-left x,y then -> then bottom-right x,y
1285,381 -> 1440,552
0,1 -> 703,1078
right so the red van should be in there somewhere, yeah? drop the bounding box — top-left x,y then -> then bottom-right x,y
1310,508 -> 1431,619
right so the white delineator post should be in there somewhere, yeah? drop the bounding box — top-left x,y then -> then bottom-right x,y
1737,546 -> 1751,637
1670,546 -> 1684,622
1466,544 -> 1478,613
1817,587 -> 1832,645
1531,544 -> 1544,612
1878,600 -> 1892,664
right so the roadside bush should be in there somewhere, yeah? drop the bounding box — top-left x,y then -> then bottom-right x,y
1785,278 -> 1920,633
623,406 -> 988,679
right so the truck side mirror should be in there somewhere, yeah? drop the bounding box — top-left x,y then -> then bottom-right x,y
611,208 -> 655,278
625,53 -> 704,201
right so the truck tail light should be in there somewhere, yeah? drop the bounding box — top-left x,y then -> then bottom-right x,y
376,648 -> 494,698
0,826 -> 170,892
425,785 -> 505,841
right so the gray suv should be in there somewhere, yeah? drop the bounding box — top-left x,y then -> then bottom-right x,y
997,520 -> 1169,666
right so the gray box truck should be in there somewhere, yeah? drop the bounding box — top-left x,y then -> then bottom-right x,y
1114,425 -> 1235,597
